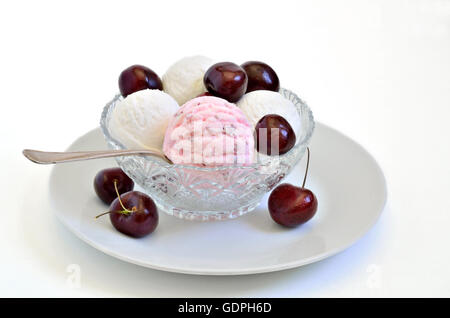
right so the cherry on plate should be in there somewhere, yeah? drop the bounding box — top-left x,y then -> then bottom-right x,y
94,167 -> 134,204
96,188 -> 158,238
268,148 -> 318,227
108,191 -> 158,238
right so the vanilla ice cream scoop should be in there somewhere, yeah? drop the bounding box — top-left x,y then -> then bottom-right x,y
109,89 -> 179,150
162,55 -> 215,105
236,90 -> 301,136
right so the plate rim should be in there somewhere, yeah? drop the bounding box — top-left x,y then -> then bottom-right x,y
50,122 -> 387,275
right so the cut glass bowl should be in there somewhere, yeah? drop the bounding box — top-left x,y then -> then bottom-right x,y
100,88 -> 314,221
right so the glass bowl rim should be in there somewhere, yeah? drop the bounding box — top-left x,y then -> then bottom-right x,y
100,87 -> 315,172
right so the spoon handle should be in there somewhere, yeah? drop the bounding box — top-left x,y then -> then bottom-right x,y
22,148 -> 171,164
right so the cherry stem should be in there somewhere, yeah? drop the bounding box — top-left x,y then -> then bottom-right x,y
95,210 -> 112,219
95,180 -> 133,219
114,179 -> 132,213
302,147 -> 310,189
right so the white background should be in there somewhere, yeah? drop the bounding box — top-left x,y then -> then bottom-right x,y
1,0 -> 449,297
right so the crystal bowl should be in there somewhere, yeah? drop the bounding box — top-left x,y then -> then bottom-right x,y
100,88 -> 315,221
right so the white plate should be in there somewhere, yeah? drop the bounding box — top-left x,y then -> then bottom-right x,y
49,123 -> 387,275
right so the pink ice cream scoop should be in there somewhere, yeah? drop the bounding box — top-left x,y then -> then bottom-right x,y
163,96 -> 255,166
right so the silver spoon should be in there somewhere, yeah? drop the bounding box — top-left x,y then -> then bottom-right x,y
22,148 -> 172,164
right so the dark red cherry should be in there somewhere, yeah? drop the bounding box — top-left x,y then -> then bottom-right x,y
94,168 -> 134,204
109,191 -> 158,238
255,114 -> 296,155
118,65 -> 163,97
268,184 -> 317,227
241,61 -> 280,92
268,148 -> 318,227
203,62 -> 248,103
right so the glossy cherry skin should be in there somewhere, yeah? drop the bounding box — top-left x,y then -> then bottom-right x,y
241,61 -> 280,93
109,191 -> 158,238
203,62 -> 248,102
255,114 -> 296,155
118,64 -> 163,97
268,184 -> 318,227
94,168 -> 134,204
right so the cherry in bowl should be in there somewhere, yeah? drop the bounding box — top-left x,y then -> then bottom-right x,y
255,114 -> 296,155
203,62 -> 248,103
241,61 -> 280,93
118,64 -> 163,97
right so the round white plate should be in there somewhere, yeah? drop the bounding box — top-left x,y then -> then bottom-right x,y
49,123 -> 387,275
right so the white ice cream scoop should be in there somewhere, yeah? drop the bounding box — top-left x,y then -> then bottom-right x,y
236,90 -> 301,136
162,55 -> 215,105
109,89 -> 179,150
